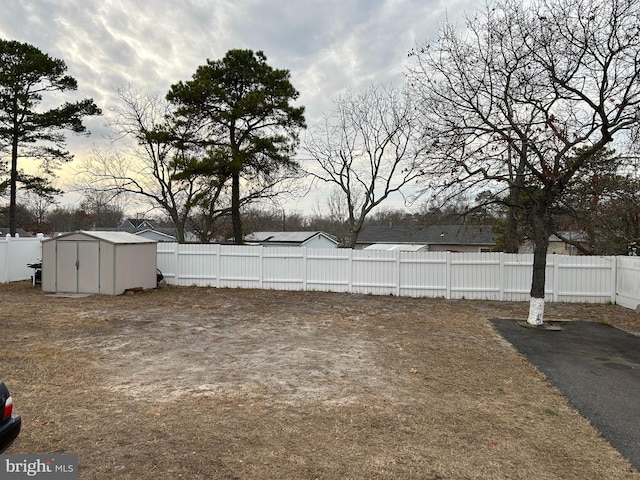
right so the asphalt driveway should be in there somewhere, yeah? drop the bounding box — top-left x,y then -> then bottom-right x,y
491,319 -> 640,471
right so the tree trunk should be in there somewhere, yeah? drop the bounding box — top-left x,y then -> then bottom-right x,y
504,200 -> 519,253
504,151 -> 526,253
527,204 -> 552,325
231,172 -> 243,244
9,137 -> 19,236
174,215 -> 186,244
347,230 -> 358,249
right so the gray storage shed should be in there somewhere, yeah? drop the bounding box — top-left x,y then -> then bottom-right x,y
41,231 -> 157,295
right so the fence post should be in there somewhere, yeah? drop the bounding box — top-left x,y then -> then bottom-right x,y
302,247 -> 308,292
445,251 -> 451,299
215,244 -> 221,289
348,249 -> 353,293
174,242 -> 180,285
259,246 -> 264,290
552,255 -> 559,302
395,250 -> 401,297
610,256 -> 617,305
6,235 -> 14,283
2,236 -> 8,283
499,252 -> 505,301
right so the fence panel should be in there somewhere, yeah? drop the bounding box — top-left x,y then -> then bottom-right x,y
306,249 -> 351,292
179,243 -> 220,287
616,256 -> 640,310
502,254 -> 534,301
552,255 -> 616,304
398,251 -> 448,298
262,247 -> 306,291
0,236 -> 44,283
218,245 -> 262,289
450,252 -> 502,300
156,242 -> 178,283
351,249 -> 397,296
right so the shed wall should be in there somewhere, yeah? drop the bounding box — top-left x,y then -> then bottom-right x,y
99,241 -> 115,295
113,243 -> 157,294
41,240 -> 56,292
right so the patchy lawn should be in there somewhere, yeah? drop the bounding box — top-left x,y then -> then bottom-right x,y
2,281 -> 639,479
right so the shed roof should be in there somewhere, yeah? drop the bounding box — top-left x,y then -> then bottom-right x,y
43,230 -> 157,244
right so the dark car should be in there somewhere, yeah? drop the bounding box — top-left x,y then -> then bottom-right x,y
0,381 -> 21,453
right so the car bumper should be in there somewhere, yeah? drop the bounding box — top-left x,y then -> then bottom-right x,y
0,415 -> 21,453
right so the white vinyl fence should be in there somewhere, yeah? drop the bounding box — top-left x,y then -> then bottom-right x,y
157,243 -> 620,304
3,239 -> 638,309
616,256 -> 640,310
0,234 -> 46,283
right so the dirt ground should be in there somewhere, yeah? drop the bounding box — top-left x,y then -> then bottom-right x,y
2,280 -> 640,479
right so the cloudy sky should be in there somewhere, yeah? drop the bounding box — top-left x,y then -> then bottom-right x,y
0,0 -> 476,214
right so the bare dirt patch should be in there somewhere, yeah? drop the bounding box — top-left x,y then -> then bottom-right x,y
2,281 -> 639,479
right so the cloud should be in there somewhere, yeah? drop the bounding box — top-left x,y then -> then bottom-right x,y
0,0 -> 477,211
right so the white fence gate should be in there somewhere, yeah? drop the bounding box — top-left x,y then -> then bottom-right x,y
157,243 -> 619,304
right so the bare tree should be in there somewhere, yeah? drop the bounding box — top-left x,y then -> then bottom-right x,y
19,189 -> 59,231
303,85 -> 427,248
75,87 -> 225,243
408,0 -> 640,325
309,187 -> 353,246
78,192 -> 126,229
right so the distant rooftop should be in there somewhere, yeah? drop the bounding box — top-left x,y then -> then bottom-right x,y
245,231 -> 338,245
0,228 -> 34,237
357,225 -> 497,245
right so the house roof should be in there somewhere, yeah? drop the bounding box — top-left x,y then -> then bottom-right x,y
134,228 -> 177,240
115,219 -> 181,240
356,225 -> 497,245
117,218 -> 162,232
245,231 -> 338,244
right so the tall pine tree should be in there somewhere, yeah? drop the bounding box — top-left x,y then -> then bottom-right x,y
0,40 -> 101,235
167,49 -> 305,243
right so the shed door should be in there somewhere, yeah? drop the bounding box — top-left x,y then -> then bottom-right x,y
78,241 -> 100,293
56,242 -> 77,293
56,241 -> 100,293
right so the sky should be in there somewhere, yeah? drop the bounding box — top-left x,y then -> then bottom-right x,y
0,0 -> 476,217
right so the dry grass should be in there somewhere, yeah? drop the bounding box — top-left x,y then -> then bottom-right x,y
1,280 -> 639,479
